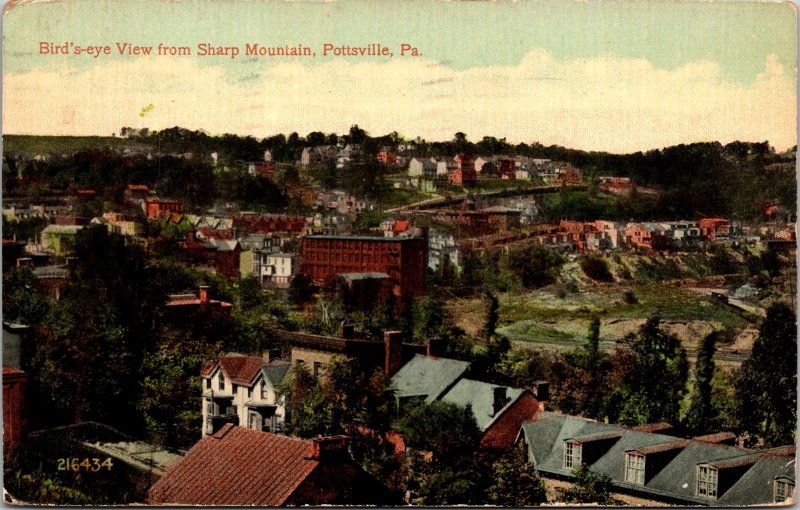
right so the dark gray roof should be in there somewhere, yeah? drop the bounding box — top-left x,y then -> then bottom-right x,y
520,413 -> 793,506
439,379 -> 525,432
261,362 -> 290,387
718,449 -> 796,506
390,354 -> 469,402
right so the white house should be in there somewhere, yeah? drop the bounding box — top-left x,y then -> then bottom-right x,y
261,252 -> 297,288
201,354 -> 290,437
408,157 -> 437,177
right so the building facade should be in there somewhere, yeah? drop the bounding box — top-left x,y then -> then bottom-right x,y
300,235 -> 426,297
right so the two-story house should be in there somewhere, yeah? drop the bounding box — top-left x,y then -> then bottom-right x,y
200,354 -> 290,437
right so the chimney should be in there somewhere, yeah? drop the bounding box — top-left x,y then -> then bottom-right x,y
426,338 -> 444,358
384,330 -> 403,377
492,386 -> 509,416
533,381 -> 550,402
309,436 -> 349,463
267,348 -> 282,361
339,322 -> 355,339
199,285 -> 209,303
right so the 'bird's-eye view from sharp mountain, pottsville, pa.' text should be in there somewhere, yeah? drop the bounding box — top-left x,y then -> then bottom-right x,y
1,0 -> 797,506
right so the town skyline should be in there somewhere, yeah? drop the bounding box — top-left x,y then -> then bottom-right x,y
3,0 -> 796,153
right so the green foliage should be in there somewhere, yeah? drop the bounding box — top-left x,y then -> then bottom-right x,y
395,400 -> 481,459
3,215 -> 48,242
3,267 -> 52,325
600,317 -> 688,425
502,244 -> 565,289
288,273 -> 315,305
581,255 -> 614,282
486,446 -> 547,506
283,358 -> 393,437
396,401 -> 486,505
684,331 -> 718,434
482,291 -> 499,340
736,303 -> 797,446
558,464 -> 616,505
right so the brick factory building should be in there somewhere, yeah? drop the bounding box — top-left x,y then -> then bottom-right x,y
300,235 -> 426,297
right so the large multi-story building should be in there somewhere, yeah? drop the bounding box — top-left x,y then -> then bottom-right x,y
300,235 -> 426,297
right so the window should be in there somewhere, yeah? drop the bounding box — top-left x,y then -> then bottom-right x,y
697,465 -> 718,499
624,452 -> 645,484
563,441 -> 582,469
261,382 -> 269,400
218,374 -> 224,391
775,479 -> 794,503
205,378 -> 211,390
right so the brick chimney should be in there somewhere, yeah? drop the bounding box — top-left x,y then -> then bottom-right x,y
384,330 -> 403,377
426,338 -> 444,358
492,386 -> 509,416
309,435 -> 349,463
338,322 -> 355,339
199,285 -> 209,303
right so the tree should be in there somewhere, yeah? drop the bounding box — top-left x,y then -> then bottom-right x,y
600,317 -> 688,425
558,464 -> 616,505
481,291 -> 499,340
736,303 -> 797,446
502,244 -> 565,289
486,446 -> 547,506
288,273 -> 315,305
395,400 -> 485,505
685,331 -> 718,434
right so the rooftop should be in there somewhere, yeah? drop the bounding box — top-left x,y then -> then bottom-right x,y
390,354 -> 469,402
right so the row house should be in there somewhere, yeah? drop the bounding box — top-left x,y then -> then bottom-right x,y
179,233 -> 242,279
304,213 -> 353,236
90,213 -> 142,237
698,218 -> 736,241
519,412 -> 796,506
317,190 -> 374,214
124,184 -> 150,205
428,229 -> 461,272
230,213 -> 306,236
336,144 -> 362,169
144,200 -> 183,220
200,353 -> 290,437
247,161 -> 276,181
408,157 -> 437,177
300,235 -> 426,297
377,148 -> 398,166
556,165 -> 582,184
300,145 -> 339,166
186,214 -> 233,231
449,154 -> 477,186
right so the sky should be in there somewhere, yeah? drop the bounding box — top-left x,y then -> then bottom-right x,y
2,0 -> 797,153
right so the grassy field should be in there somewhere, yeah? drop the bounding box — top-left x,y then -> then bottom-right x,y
3,135 -> 148,155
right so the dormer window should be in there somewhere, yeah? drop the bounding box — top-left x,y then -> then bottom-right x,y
624,452 -> 645,484
775,478 -> 794,503
697,465 -> 718,499
563,441 -> 582,469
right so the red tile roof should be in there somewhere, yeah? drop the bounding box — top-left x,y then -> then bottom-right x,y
218,355 -> 267,385
147,425 -> 319,506
2,365 -> 26,375
196,227 -> 233,240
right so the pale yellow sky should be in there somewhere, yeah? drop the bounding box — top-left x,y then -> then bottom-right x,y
3,0 -> 797,152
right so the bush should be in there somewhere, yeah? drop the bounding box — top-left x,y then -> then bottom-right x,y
581,256 -> 614,282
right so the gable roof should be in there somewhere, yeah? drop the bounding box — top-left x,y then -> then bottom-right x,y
262,361 -> 291,387
205,355 -> 268,385
389,354 -> 469,402
439,378 -> 525,432
147,425 -> 318,505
